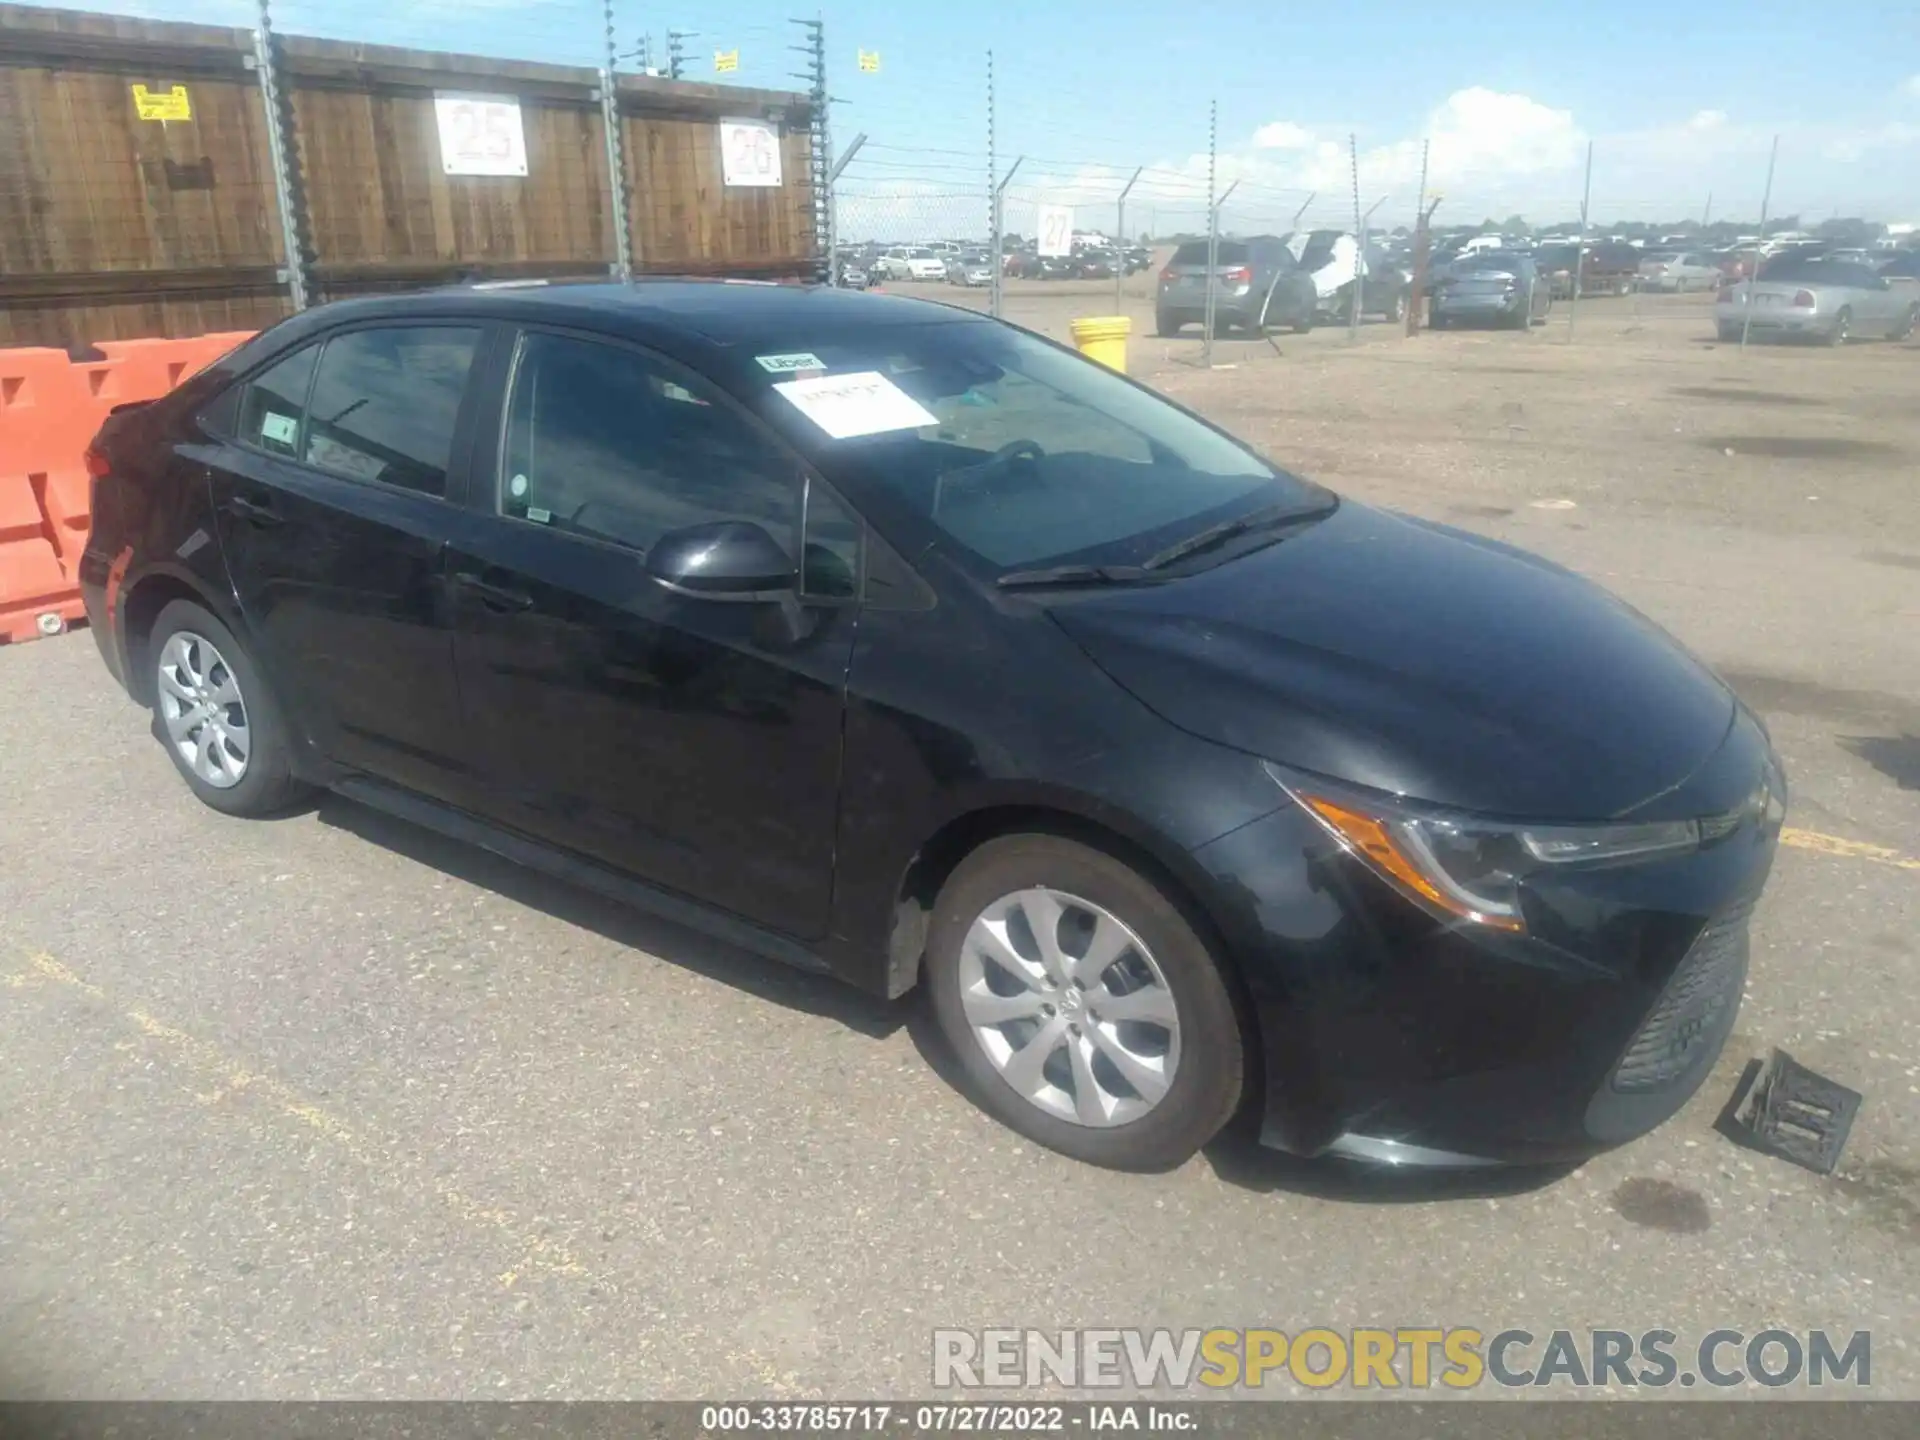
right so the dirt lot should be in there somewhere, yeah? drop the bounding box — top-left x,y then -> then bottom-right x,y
1,285 -> 1917,1402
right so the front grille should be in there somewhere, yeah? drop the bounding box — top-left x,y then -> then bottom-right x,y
1611,900 -> 1753,1093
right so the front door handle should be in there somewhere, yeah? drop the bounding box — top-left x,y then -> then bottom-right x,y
222,494 -> 284,528
454,571 -> 534,612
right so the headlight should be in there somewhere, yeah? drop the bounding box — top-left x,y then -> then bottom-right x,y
1264,764 -> 1707,934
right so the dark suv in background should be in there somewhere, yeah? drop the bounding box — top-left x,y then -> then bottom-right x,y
1156,238 -> 1317,337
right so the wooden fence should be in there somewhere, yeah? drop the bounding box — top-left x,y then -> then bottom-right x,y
0,4 -> 820,348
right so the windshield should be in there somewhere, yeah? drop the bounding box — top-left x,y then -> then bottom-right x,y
1757,255 -> 1854,283
1534,245 -> 1579,267
739,320 -> 1325,572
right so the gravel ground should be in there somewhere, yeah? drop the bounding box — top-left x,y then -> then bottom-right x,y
1,292 -> 1917,1403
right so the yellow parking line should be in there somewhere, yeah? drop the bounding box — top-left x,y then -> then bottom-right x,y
8,952 -> 592,1284
1781,827 -> 1920,874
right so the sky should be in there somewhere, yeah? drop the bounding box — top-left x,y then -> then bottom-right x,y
101,1 -> 1920,240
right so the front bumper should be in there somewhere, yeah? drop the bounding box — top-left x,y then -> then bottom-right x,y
1190,714 -> 1782,1167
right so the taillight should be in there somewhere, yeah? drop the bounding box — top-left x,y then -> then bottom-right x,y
1223,266 -> 1252,284
1792,289 -> 1816,308
1158,267 -> 1176,285
84,444 -> 111,479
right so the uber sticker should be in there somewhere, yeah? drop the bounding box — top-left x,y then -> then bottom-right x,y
772,370 -> 938,440
756,351 -> 827,374
260,412 -> 297,446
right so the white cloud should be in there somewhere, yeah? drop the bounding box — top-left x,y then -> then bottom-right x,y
1689,109 -> 1728,130
1252,122 -> 1313,151
1906,75 -> 1920,98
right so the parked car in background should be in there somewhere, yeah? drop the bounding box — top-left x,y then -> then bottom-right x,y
874,249 -> 913,282
1530,242 -> 1637,299
835,260 -> 870,290
81,280 -> 1785,1174
903,248 -> 949,282
1156,237 -> 1317,336
1878,248 -> 1920,295
1637,250 -> 1722,292
1075,250 -> 1117,281
945,253 -> 995,288
1430,250 -> 1553,329
1125,246 -> 1152,274
1713,248 -> 1764,283
1717,254 -> 1919,344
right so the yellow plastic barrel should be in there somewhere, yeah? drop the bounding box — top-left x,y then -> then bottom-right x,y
1069,315 -> 1131,372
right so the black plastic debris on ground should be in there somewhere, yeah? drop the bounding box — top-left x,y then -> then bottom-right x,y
1716,1049 -> 1863,1175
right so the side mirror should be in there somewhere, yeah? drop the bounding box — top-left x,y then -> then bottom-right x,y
644,520 -> 795,601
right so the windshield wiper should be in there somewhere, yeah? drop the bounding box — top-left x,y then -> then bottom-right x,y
995,563 -> 1153,590
1142,499 -> 1336,572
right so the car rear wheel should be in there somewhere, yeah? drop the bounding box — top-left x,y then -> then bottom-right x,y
1891,304 -> 1918,341
1381,290 -> 1406,324
926,834 -> 1245,1171
149,599 -> 309,818
1826,307 -> 1852,347
1717,322 -> 1742,342
1155,311 -> 1181,337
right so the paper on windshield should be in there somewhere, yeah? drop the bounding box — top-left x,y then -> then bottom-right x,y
772,370 -> 938,439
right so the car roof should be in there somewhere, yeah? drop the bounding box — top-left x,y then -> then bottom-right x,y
244,280 -> 983,368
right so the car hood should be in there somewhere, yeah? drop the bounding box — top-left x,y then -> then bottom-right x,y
1049,501 -> 1736,820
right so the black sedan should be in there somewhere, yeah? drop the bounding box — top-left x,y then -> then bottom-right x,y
81,282 -> 1785,1172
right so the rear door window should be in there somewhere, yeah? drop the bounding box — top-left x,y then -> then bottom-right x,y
303,326 -> 481,497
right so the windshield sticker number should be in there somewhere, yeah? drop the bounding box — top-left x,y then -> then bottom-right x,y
773,371 -> 939,440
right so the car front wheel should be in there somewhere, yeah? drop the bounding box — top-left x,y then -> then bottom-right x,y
926,834 -> 1245,1171
148,598 -> 309,817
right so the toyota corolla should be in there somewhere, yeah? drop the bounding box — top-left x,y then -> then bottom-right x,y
80,282 -> 1784,1172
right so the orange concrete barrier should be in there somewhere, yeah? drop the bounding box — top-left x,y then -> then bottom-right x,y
0,331 -> 253,644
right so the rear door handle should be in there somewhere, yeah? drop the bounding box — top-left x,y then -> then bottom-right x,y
222,494 -> 284,528
454,571 -> 534,612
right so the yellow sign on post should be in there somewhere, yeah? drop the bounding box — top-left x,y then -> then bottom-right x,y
857,50 -> 881,73
131,83 -> 192,122
714,49 -> 739,73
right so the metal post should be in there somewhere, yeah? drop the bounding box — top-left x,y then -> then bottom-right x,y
601,3 -> 634,280
667,31 -> 689,80
1348,133 -> 1362,342
992,156 -> 1022,321
1360,195 -> 1384,333
253,0 -> 309,311
1567,139 -> 1593,342
1741,135 -> 1779,352
1203,100 -> 1217,367
1115,166 -> 1142,313
1290,192 -> 1315,231
986,50 -> 998,318
824,132 -> 864,288
1408,140 -> 1428,335
790,17 -> 831,277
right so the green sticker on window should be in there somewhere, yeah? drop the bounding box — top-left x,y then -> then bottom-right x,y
260,412 -> 297,446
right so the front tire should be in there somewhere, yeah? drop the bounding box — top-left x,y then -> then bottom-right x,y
148,599 -> 309,818
926,834 -> 1245,1171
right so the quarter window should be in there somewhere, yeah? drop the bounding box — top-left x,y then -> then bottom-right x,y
236,345 -> 318,458
303,327 -> 480,497
500,331 -> 799,557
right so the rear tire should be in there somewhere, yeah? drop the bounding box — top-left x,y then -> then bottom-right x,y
925,834 -> 1245,1171
1891,304 -> 1917,341
148,599 -> 310,818
1717,322 -> 1742,343
1156,311 -> 1181,337
1826,307 -> 1852,347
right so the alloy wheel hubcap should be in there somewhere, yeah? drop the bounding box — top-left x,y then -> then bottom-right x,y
156,631 -> 251,789
958,887 -> 1181,1128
